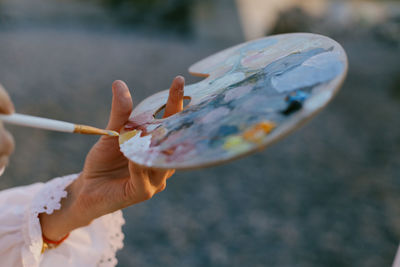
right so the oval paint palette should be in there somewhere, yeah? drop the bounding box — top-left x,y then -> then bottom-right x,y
119,33 -> 348,170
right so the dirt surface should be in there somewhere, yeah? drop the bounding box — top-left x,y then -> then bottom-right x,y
0,14 -> 399,267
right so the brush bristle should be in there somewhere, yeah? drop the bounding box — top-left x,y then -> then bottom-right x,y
106,130 -> 120,137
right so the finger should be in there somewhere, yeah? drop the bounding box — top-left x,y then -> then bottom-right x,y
155,182 -> 166,194
128,162 -> 154,201
106,80 -> 133,132
154,171 -> 174,193
0,166 -> 5,176
0,84 -> 15,115
166,169 -> 175,179
143,168 -> 166,187
163,76 -> 184,118
146,169 -> 174,187
0,127 -> 14,157
0,155 -> 9,169
0,154 -> 8,176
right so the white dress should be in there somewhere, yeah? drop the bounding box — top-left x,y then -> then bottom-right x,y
0,174 -> 124,267
394,246 -> 400,267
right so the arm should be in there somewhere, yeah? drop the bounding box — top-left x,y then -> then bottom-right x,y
0,77 -> 184,266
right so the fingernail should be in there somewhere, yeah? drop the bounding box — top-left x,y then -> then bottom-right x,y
175,75 -> 185,82
112,80 -> 128,94
174,77 -> 184,95
175,76 -> 185,88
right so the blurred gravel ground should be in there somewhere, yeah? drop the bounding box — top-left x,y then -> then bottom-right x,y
0,27 -> 399,267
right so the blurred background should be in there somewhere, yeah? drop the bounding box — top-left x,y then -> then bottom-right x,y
0,0 -> 399,266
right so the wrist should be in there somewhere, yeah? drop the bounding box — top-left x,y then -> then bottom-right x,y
39,177 -> 92,241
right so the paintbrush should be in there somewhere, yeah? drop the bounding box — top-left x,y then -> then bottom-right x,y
0,113 -> 119,137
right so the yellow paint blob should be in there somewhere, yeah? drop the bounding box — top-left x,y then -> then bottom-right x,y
223,136 -> 244,150
223,135 -> 253,154
118,130 -> 138,145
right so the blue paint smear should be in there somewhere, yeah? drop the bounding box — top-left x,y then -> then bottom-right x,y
271,52 -> 344,93
286,91 -> 310,103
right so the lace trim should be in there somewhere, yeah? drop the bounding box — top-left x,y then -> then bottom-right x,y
22,174 -> 78,267
21,174 -> 125,267
97,210 -> 125,267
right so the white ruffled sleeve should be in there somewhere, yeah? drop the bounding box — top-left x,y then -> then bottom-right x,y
0,174 -> 125,267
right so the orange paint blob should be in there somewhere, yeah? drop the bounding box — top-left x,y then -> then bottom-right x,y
242,121 -> 276,143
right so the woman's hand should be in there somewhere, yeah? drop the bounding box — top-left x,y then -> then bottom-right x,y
0,85 -> 15,172
39,77 -> 185,241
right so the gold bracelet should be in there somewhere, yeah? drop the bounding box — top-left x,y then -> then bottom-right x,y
41,233 -> 70,254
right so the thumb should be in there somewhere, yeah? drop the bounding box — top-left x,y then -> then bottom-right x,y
0,84 -> 15,115
106,80 -> 133,131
